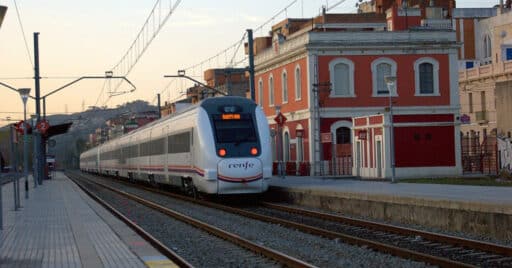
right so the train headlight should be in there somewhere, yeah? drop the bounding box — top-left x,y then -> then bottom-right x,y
250,147 -> 258,156
218,148 -> 227,157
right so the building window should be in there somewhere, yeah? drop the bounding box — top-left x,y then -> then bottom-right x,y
268,75 -> 274,106
258,79 -> 263,106
468,92 -> 473,113
336,127 -> 351,144
295,65 -> 302,100
419,63 -> 434,94
414,57 -> 439,96
283,131 -> 290,162
483,35 -> 492,59
481,91 -> 486,111
503,47 -> 512,61
282,70 -> 288,103
329,58 -> 355,97
371,58 -> 397,96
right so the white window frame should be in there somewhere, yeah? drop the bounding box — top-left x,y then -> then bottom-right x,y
328,58 -> 355,98
414,57 -> 440,96
258,78 -> 263,106
282,69 -> 288,104
371,57 -> 397,97
294,65 -> 302,101
268,74 -> 275,107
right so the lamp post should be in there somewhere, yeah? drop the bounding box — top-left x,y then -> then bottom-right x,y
18,88 -> 31,198
30,114 -> 37,188
0,4 -> 8,228
384,76 -> 396,183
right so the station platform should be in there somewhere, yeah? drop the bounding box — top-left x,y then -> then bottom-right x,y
0,172 -> 174,268
266,176 -> 512,240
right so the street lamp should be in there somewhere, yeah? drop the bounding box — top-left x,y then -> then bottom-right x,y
384,76 -> 396,183
18,88 -> 31,198
0,5 -> 7,28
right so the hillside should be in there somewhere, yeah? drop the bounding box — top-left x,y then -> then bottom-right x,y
0,100 -> 157,169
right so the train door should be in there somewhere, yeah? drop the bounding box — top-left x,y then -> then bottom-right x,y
163,125 -> 169,184
376,140 -> 382,178
355,141 -> 361,177
95,148 -> 100,172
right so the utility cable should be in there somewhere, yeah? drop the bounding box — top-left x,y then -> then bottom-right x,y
12,0 -> 34,68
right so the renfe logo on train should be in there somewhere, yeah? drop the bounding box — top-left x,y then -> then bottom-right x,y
228,161 -> 255,170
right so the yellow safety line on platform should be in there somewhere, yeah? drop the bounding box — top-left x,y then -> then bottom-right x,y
144,260 -> 179,268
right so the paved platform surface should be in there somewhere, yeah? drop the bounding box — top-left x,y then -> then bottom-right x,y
0,172 -> 174,268
268,176 -> 512,213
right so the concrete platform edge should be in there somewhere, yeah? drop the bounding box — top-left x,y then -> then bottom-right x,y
267,185 -> 512,240
68,176 -> 174,268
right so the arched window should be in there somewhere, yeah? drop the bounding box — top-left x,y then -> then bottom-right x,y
258,78 -> 263,106
483,35 -> 492,59
282,70 -> 288,103
329,58 -> 355,97
336,127 -> 351,144
283,131 -> 290,162
271,129 -> 277,161
371,58 -> 397,96
295,65 -> 302,100
268,75 -> 275,106
414,57 -> 439,96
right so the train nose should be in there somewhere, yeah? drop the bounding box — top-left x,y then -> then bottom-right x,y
217,159 -> 264,194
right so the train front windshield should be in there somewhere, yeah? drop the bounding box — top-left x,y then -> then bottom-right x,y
213,115 -> 257,143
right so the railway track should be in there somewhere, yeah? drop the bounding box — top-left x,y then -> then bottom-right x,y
68,172 -> 315,268
72,171 -> 512,268
247,203 -> 512,268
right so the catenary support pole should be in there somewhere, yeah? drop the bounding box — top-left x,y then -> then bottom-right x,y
33,32 -> 43,184
157,93 -> 161,119
247,29 -> 256,101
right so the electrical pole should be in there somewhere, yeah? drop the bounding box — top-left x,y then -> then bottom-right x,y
34,32 -> 43,185
157,93 -> 161,119
247,29 -> 256,101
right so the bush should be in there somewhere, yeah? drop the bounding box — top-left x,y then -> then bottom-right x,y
498,169 -> 512,180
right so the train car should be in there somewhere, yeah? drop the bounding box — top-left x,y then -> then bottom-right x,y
80,96 -> 272,195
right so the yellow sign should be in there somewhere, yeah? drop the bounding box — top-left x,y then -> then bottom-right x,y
222,114 -> 241,120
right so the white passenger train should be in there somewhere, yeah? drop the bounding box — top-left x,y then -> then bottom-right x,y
80,96 -> 272,195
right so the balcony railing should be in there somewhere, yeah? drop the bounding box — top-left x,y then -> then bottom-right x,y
460,60 -> 512,81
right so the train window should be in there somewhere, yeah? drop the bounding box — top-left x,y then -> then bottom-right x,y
168,132 -> 191,154
140,141 -> 151,156
213,116 -> 257,144
150,138 -> 165,155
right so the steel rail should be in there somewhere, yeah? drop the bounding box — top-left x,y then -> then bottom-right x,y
73,172 -> 316,268
84,174 -> 475,268
67,173 -> 192,268
261,202 -> 512,257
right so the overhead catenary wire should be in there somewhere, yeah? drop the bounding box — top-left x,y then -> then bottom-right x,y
12,0 -> 33,68
98,0 -> 182,107
164,0 -> 299,103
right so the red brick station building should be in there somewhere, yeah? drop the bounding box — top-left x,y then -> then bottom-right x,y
252,0 -> 462,179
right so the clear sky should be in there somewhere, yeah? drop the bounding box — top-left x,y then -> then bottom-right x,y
0,0 -> 500,127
